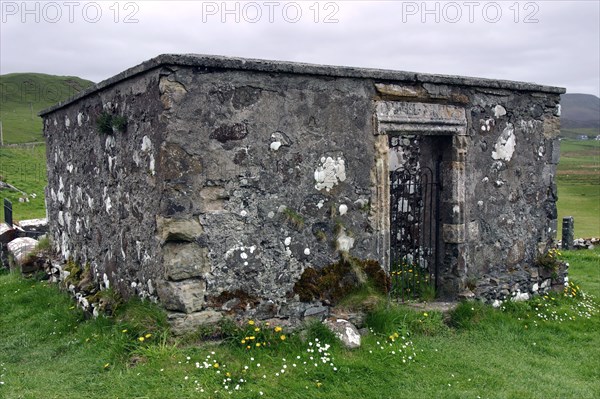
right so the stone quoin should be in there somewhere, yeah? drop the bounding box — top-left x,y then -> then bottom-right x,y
40,54 -> 566,332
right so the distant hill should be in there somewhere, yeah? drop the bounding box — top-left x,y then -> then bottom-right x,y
0,73 -> 94,144
560,93 -> 600,130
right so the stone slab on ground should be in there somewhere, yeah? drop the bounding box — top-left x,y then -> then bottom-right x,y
323,318 -> 361,349
7,237 -> 38,265
17,218 -> 48,232
0,223 -> 17,244
400,301 -> 459,314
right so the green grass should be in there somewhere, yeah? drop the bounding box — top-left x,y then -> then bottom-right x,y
1,248 -> 599,398
557,139 -> 600,238
0,145 -> 47,221
0,73 -> 93,144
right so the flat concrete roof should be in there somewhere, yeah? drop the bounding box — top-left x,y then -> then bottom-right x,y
40,53 -> 566,116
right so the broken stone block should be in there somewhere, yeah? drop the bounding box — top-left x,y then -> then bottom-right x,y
0,223 -> 17,244
7,237 -> 38,266
323,318 -> 361,349
156,216 -> 204,244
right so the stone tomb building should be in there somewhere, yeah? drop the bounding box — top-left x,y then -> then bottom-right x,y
41,55 -> 565,331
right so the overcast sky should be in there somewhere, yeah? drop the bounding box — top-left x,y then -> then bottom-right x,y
1,0 -> 599,96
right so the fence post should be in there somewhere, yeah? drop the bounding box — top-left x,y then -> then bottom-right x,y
3,198 -> 13,227
561,216 -> 574,250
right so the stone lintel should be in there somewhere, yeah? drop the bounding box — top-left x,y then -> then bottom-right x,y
376,101 -> 467,136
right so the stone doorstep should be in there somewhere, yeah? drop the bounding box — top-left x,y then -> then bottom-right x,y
400,301 -> 459,314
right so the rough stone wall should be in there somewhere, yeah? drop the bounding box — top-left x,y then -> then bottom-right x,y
44,68 -> 166,301
42,56 -> 565,331
464,89 -> 562,301
156,68 -> 378,324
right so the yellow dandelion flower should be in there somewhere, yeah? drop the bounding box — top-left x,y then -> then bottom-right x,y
145,333 -> 152,339
138,336 -> 145,342
280,334 -> 286,341
103,363 -> 110,369
274,326 -> 283,333
254,327 -> 260,332
248,320 -> 255,326
213,363 -> 219,369
121,329 -> 128,333
423,312 -> 428,317
265,322 -> 270,326
241,339 -> 246,344
249,336 -> 255,340
256,343 -> 261,347
226,372 -> 231,377
247,345 -> 251,349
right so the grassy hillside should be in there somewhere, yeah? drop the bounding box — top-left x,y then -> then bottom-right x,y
0,145 -> 47,221
0,73 -> 94,144
560,93 -> 600,130
557,139 -> 600,238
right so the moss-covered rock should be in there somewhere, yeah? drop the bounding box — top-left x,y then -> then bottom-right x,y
293,256 -> 389,305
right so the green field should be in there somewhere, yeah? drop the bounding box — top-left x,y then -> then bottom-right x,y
557,139 -> 600,238
0,249 -> 598,398
0,73 -> 93,144
0,145 -> 47,221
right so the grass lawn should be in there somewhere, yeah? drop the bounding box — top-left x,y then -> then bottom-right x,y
1,248 -> 598,398
557,139 -> 600,238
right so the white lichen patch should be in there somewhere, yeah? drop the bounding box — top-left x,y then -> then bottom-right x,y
480,118 -> 494,132
339,204 -> 348,216
304,248 -> 311,255
336,227 -> 354,252
77,112 -> 84,126
493,105 -> 507,118
149,153 -> 156,176
314,156 -> 346,191
105,196 -> 112,213
270,141 -> 282,151
105,135 -> 116,150
65,116 -> 71,128
492,123 -> 516,162
141,136 -> 153,152
225,244 -> 256,260
284,237 -> 292,246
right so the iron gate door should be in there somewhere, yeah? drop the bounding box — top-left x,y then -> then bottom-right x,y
390,164 -> 441,301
